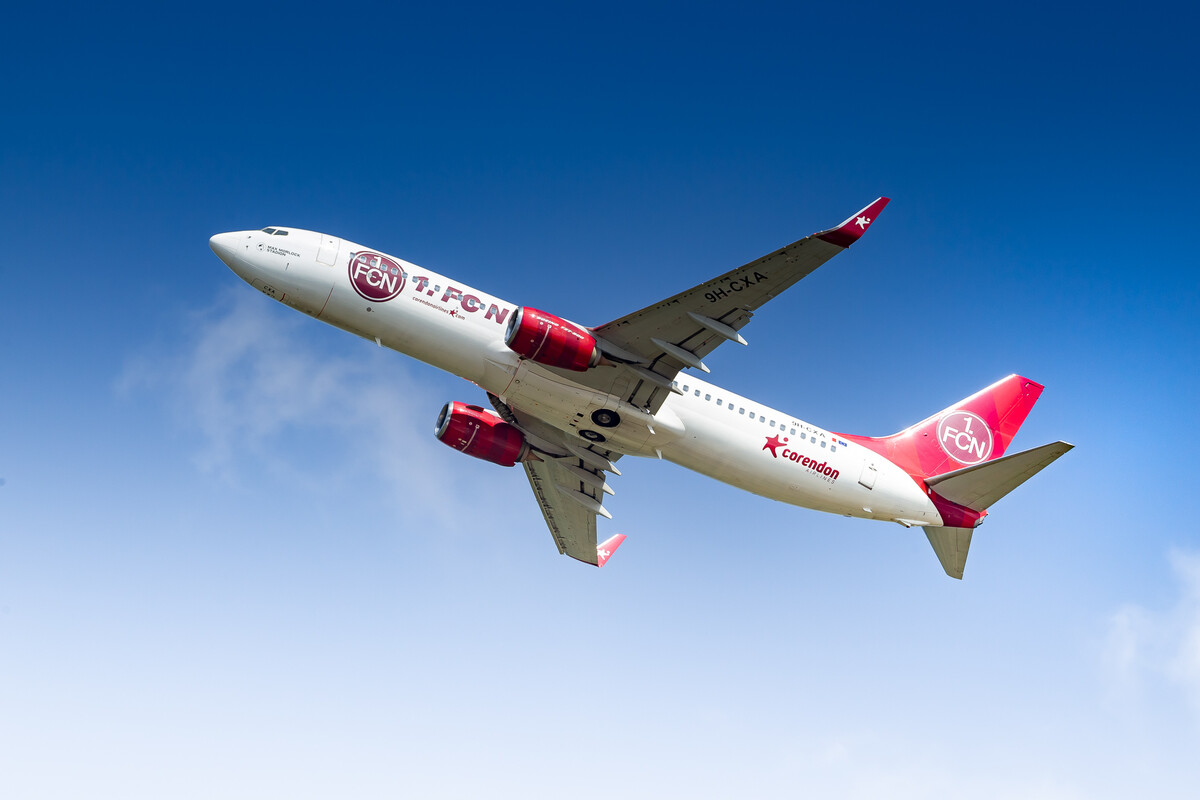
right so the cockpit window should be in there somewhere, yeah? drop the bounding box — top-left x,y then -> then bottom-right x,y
262,227 -> 277,234
273,229 -> 288,235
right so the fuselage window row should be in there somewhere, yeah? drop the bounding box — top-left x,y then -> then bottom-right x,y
673,383 -> 803,442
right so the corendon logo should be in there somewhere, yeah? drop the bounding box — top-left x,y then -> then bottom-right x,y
936,410 -> 994,465
763,435 -> 840,481
349,252 -> 406,302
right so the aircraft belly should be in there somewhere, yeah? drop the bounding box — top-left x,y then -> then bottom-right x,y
505,363 -> 614,433
661,408 -> 938,522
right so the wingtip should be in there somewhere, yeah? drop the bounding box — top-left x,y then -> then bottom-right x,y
596,533 -> 627,567
816,196 -> 890,247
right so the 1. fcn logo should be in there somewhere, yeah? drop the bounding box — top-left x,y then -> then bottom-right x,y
349,252 -> 406,302
936,410 -> 994,465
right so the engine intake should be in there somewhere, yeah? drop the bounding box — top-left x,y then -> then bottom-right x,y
504,307 -> 601,372
435,401 -> 531,467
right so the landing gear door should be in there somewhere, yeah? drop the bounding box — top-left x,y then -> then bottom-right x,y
317,234 -> 341,266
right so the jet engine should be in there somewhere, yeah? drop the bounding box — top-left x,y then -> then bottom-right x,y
435,401 -> 532,467
504,307 -> 602,371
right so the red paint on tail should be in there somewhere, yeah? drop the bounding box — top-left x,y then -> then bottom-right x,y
838,375 -> 1045,524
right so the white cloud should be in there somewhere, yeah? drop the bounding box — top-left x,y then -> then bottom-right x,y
773,734 -> 1086,800
1105,550 -> 1200,715
118,289 -> 463,525
1166,552 -> 1200,707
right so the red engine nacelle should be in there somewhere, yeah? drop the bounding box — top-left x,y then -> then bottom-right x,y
504,307 -> 602,372
435,401 -> 531,467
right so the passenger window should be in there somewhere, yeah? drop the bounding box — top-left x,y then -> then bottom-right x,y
801,433 -> 807,440
761,416 -> 766,423
705,394 -> 711,401
749,412 -> 756,420
769,421 -> 776,428
821,440 -> 827,448
830,446 -> 837,452
739,408 -> 745,415
716,399 -> 723,406
682,385 -> 689,392
790,428 -> 797,435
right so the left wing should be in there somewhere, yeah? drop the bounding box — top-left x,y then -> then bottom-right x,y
489,395 -> 626,567
566,197 -> 890,415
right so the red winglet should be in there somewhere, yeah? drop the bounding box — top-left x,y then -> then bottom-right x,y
816,197 -> 890,247
596,534 -> 626,567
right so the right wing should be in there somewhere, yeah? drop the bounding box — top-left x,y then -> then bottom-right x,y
566,197 -> 890,415
489,394 -> 626,567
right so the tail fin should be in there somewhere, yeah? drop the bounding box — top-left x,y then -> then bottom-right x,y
841,374 -> 1045,480
925,527 -> 973,580
841,375 -> 1065,580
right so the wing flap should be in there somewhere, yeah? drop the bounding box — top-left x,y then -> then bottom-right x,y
500,398 -> 623,566
522,457 -> 600,564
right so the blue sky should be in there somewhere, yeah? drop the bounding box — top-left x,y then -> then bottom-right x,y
2,1 -> 1198,797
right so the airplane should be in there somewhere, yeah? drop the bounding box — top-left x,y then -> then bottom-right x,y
209,198 -> 1071,579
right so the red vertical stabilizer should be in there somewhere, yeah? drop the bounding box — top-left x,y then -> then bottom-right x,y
839,375 -> 1045,481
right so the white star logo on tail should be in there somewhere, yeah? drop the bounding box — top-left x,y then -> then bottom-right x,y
855,216 -> 871,229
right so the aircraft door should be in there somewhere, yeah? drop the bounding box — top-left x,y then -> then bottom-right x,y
316,233 -> 341,266
859,461 -> 878,490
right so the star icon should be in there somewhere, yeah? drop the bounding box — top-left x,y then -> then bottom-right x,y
855,215 -> 871,229
763,434 -> 788,457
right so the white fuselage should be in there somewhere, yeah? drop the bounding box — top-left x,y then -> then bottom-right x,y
210,227 -> 942,527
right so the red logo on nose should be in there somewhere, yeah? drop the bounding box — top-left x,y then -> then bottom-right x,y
349,252 -> 406,302
936,410 -> 994,465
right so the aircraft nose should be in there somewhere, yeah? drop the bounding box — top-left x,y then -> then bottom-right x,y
209,232 -> 242,268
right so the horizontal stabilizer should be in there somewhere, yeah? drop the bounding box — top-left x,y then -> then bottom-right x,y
926,441 -> 1074,511
926,527 -> 974,579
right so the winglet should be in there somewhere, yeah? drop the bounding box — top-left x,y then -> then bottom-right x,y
816,197 -> 890,247
596,534 -> 626,567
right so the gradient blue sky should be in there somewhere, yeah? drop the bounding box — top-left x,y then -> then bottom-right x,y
2,2 -> 1198,797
